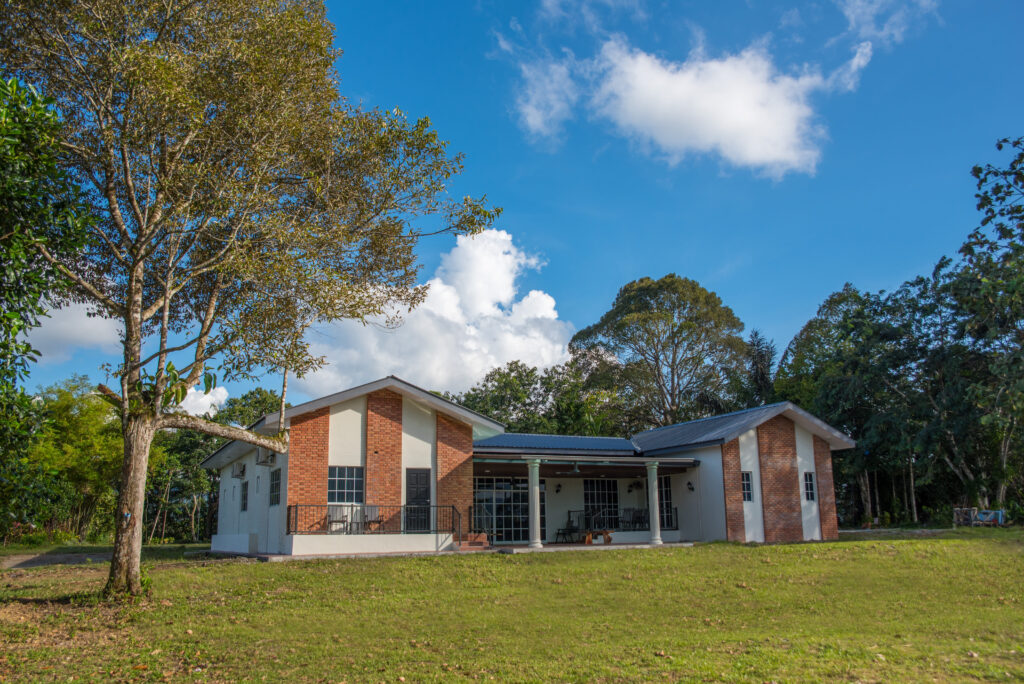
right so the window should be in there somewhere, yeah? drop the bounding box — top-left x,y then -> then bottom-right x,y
472,477 -> 545,543
584,479 -> 619,528
658,475 -> 674,528
328,466 -> 364,503
804,472 -> 816,502
269,468 -> 282,506
240,481 -> 248,512
741,472 -> 753,502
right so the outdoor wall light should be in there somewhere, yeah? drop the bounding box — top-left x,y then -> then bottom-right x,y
687,481 -> 695,492
555,484 -> 562,493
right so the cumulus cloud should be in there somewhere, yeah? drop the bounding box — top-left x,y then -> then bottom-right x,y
295,230 -> 572,397
516,57 -> 579,140
835,0 -> 938,45
176,386 -> 229,417
26,303 -> 122,364
590,37 -> 872,176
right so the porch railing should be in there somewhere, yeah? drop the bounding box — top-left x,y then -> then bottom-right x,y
287,504 -> 460,541
578,507 -> 679,532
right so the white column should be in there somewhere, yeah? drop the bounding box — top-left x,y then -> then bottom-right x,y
647,461 -> 663,546
528,459 -> 542,548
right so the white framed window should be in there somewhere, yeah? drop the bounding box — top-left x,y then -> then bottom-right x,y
741,472 -> 753,502
269,468 -> 282,506
328,466 -> 364,503
804,472 -> 816,502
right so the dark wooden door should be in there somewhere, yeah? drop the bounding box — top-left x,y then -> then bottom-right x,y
405,468 -> 431,532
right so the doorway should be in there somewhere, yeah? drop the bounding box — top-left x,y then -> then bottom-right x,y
405,468 -> 431,532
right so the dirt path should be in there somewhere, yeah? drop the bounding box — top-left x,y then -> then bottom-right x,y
0,552 -> 112,570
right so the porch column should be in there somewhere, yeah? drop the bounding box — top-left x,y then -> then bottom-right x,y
528,458 -> 543,548
647,461 -> 663,546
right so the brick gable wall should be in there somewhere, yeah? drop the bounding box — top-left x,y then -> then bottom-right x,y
721,439 -> 746,542
436,414 -> 474,541
286,407 -> 330,506
813,435 -> 840,540
757,415 -> 804,543
365,390 -> 403,511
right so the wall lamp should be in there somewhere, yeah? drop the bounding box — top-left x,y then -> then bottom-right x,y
687,481 -> 695,492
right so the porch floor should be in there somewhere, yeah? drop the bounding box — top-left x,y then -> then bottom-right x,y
497,541 -> 694,554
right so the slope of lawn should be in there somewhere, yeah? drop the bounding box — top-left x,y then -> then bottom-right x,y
1,529 -> 1022,682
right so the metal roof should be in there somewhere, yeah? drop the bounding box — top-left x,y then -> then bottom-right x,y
630,401 -> 855,454
473,433 -> 637,456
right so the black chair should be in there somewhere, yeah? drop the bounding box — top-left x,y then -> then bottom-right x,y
556,510 -> 585,543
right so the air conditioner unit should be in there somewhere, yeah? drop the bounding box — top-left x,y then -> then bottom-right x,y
231,462 -> 246,479
255,448 -> 276,467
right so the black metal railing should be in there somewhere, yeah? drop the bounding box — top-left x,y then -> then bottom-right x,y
574,507 -> 679,532
287,504 -> 460,541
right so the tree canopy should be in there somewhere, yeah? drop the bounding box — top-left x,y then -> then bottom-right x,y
0,0 -> 499,594
571,274 -> 746,426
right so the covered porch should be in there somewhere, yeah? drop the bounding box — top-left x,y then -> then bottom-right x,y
472,452 -> 701,548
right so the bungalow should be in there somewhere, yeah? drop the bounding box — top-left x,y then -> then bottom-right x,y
203,376 -> 854,556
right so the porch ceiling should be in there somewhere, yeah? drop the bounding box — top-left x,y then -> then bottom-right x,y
473,462 -> 696,478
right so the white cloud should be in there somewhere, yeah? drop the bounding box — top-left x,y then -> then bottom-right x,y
835,0 -> 938,45
26,303 -> 121,364
295,230 -> 572,397
516,57 -> 579,140
588,37 -> 872,177
176,386 -> 229,418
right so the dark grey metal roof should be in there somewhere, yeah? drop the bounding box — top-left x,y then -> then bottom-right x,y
630,401 -> 855,454
473,433 -> 637,456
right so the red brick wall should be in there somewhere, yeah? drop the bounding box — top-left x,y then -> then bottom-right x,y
365,390 -> 403,509
436,414 -> 474,540
286,406 -> 330,506
813,436 -> 840,540
721,439 -> 746,542
757,416 -> 804,543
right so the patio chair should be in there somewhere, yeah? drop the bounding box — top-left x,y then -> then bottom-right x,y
362,505 -> 383,532
327,505 -> 349,534
555,510 -> 584,543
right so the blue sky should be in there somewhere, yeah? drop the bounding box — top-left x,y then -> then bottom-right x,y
27,0 -> 1024,411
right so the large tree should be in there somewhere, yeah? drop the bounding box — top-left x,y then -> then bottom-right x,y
571,274 -> 746,427
954,137 -> 1024,505
0,0 -> 498,594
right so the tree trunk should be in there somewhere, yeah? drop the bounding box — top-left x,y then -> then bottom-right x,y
857,471 -> 872,523
908,458 -> 918,523
105,416 -> 156,597
872,471 -> 880,522
890,473 -> 898,520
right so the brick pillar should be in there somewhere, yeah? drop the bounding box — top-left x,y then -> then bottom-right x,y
436,414 -> 474,542
365,390 -> 403,526
721,439 -> 746,542
813,436 -> 840,540
757,416 -> 804,543
286,406 -> 330,532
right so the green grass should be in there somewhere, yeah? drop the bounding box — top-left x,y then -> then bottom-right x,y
2,529 -> 1023,682
0,542 -> 208,561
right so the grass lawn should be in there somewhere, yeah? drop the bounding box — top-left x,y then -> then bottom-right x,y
1,529 -> 1022,682
0,543 -> 208,561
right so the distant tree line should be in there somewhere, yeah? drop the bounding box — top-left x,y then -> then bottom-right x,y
454,138 -> 1024,528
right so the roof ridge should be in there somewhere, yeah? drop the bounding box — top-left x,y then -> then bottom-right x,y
488,432 -> 629,439
632,401 -> 790,437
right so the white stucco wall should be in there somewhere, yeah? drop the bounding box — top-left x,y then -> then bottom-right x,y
401,398 -> 437,510
663,446 -> 727,542
738,428 -> 765,543
795,424 -> 822,540
211,447 -> 290,555
329,397 -> 366,467
286,532 -> 454,555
